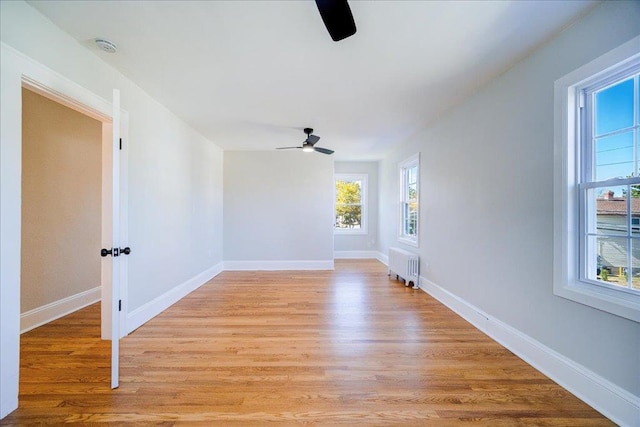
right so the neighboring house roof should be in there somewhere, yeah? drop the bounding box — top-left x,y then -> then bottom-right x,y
596,197 -> 640,216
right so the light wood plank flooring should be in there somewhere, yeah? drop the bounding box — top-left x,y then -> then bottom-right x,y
3,260 -> 612,425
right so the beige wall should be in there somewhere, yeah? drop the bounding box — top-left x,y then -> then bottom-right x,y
21,88 -> 102,313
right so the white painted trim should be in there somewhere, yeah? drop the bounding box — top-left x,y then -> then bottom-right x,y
223,260 -> 334,271
419,276 -> 640,427
3,43 -> 113,117
334,250 -> 381,259
377,252 -> 389,265
20,287 -> 101,334
126,263 -> 223,334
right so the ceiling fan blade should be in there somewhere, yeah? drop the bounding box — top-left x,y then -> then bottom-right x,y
306,134 -> 320,145
314,146 -> 334,155
315,0 -> 356,42
276,146 -> 302,150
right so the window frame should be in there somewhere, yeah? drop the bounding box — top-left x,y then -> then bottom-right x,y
334,173 -> 368,235
554,35 -> 640,322
398,153 -> 420,247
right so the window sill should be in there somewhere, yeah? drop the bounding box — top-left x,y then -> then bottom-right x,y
553,280 -> 640,323
398,236 -> 418,248
335,229 -> 368,235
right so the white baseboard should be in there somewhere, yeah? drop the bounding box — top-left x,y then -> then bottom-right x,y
223,260 -> 334,271
126,262 -> 224,334
377,252 -> 388,265
20,286 -> 101,334
334,250 -> 382,259
419,276 -> 640,427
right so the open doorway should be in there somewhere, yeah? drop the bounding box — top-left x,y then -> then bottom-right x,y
20,86 -> 103,333
18,80 -> 127,395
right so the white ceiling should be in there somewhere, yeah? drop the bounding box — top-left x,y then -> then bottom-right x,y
28,0 -> 597,160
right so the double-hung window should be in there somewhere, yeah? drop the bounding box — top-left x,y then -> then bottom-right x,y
335,174 -> 367,234
554,36 -> 640,322
399,154 -> 419,246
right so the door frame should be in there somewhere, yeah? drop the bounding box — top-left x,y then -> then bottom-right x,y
20,77 -> 129,340
1,43 -> 129,418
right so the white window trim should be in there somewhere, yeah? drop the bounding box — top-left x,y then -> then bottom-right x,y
554,35 -> 640,323
398,153 -> 419,247
334,173 -> 368,235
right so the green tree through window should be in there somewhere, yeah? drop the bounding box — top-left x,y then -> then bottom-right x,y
335,179 -> 362,229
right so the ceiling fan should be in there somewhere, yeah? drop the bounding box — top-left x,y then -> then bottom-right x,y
277,128 -> 334,155
315,0 -> 356,42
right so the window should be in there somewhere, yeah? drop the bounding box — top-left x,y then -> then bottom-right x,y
554,36 -> 640,322
335,174 -> 367,234
399,154 -> 419,246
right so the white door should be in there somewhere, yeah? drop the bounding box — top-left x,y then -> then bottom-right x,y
100,89 -> 125,388
110,89 -> 121,389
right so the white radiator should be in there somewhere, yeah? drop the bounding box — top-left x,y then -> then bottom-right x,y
388,247 -> 419,289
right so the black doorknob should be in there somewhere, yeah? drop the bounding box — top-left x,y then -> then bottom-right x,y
101,248 -> 112,257
120,247 -> 131,255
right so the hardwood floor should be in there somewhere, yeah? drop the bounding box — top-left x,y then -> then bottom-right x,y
3,260 -> 612,425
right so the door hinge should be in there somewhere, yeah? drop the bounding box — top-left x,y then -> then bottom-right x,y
119,138 -> 122,150
118,300 -> 122,312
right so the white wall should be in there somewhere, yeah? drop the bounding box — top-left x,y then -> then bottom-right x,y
125,87 -> 224,312
223,151 -> 334,268
379,0 -> 640,407
334,161 -> 379,254
1,1 -> 223,417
